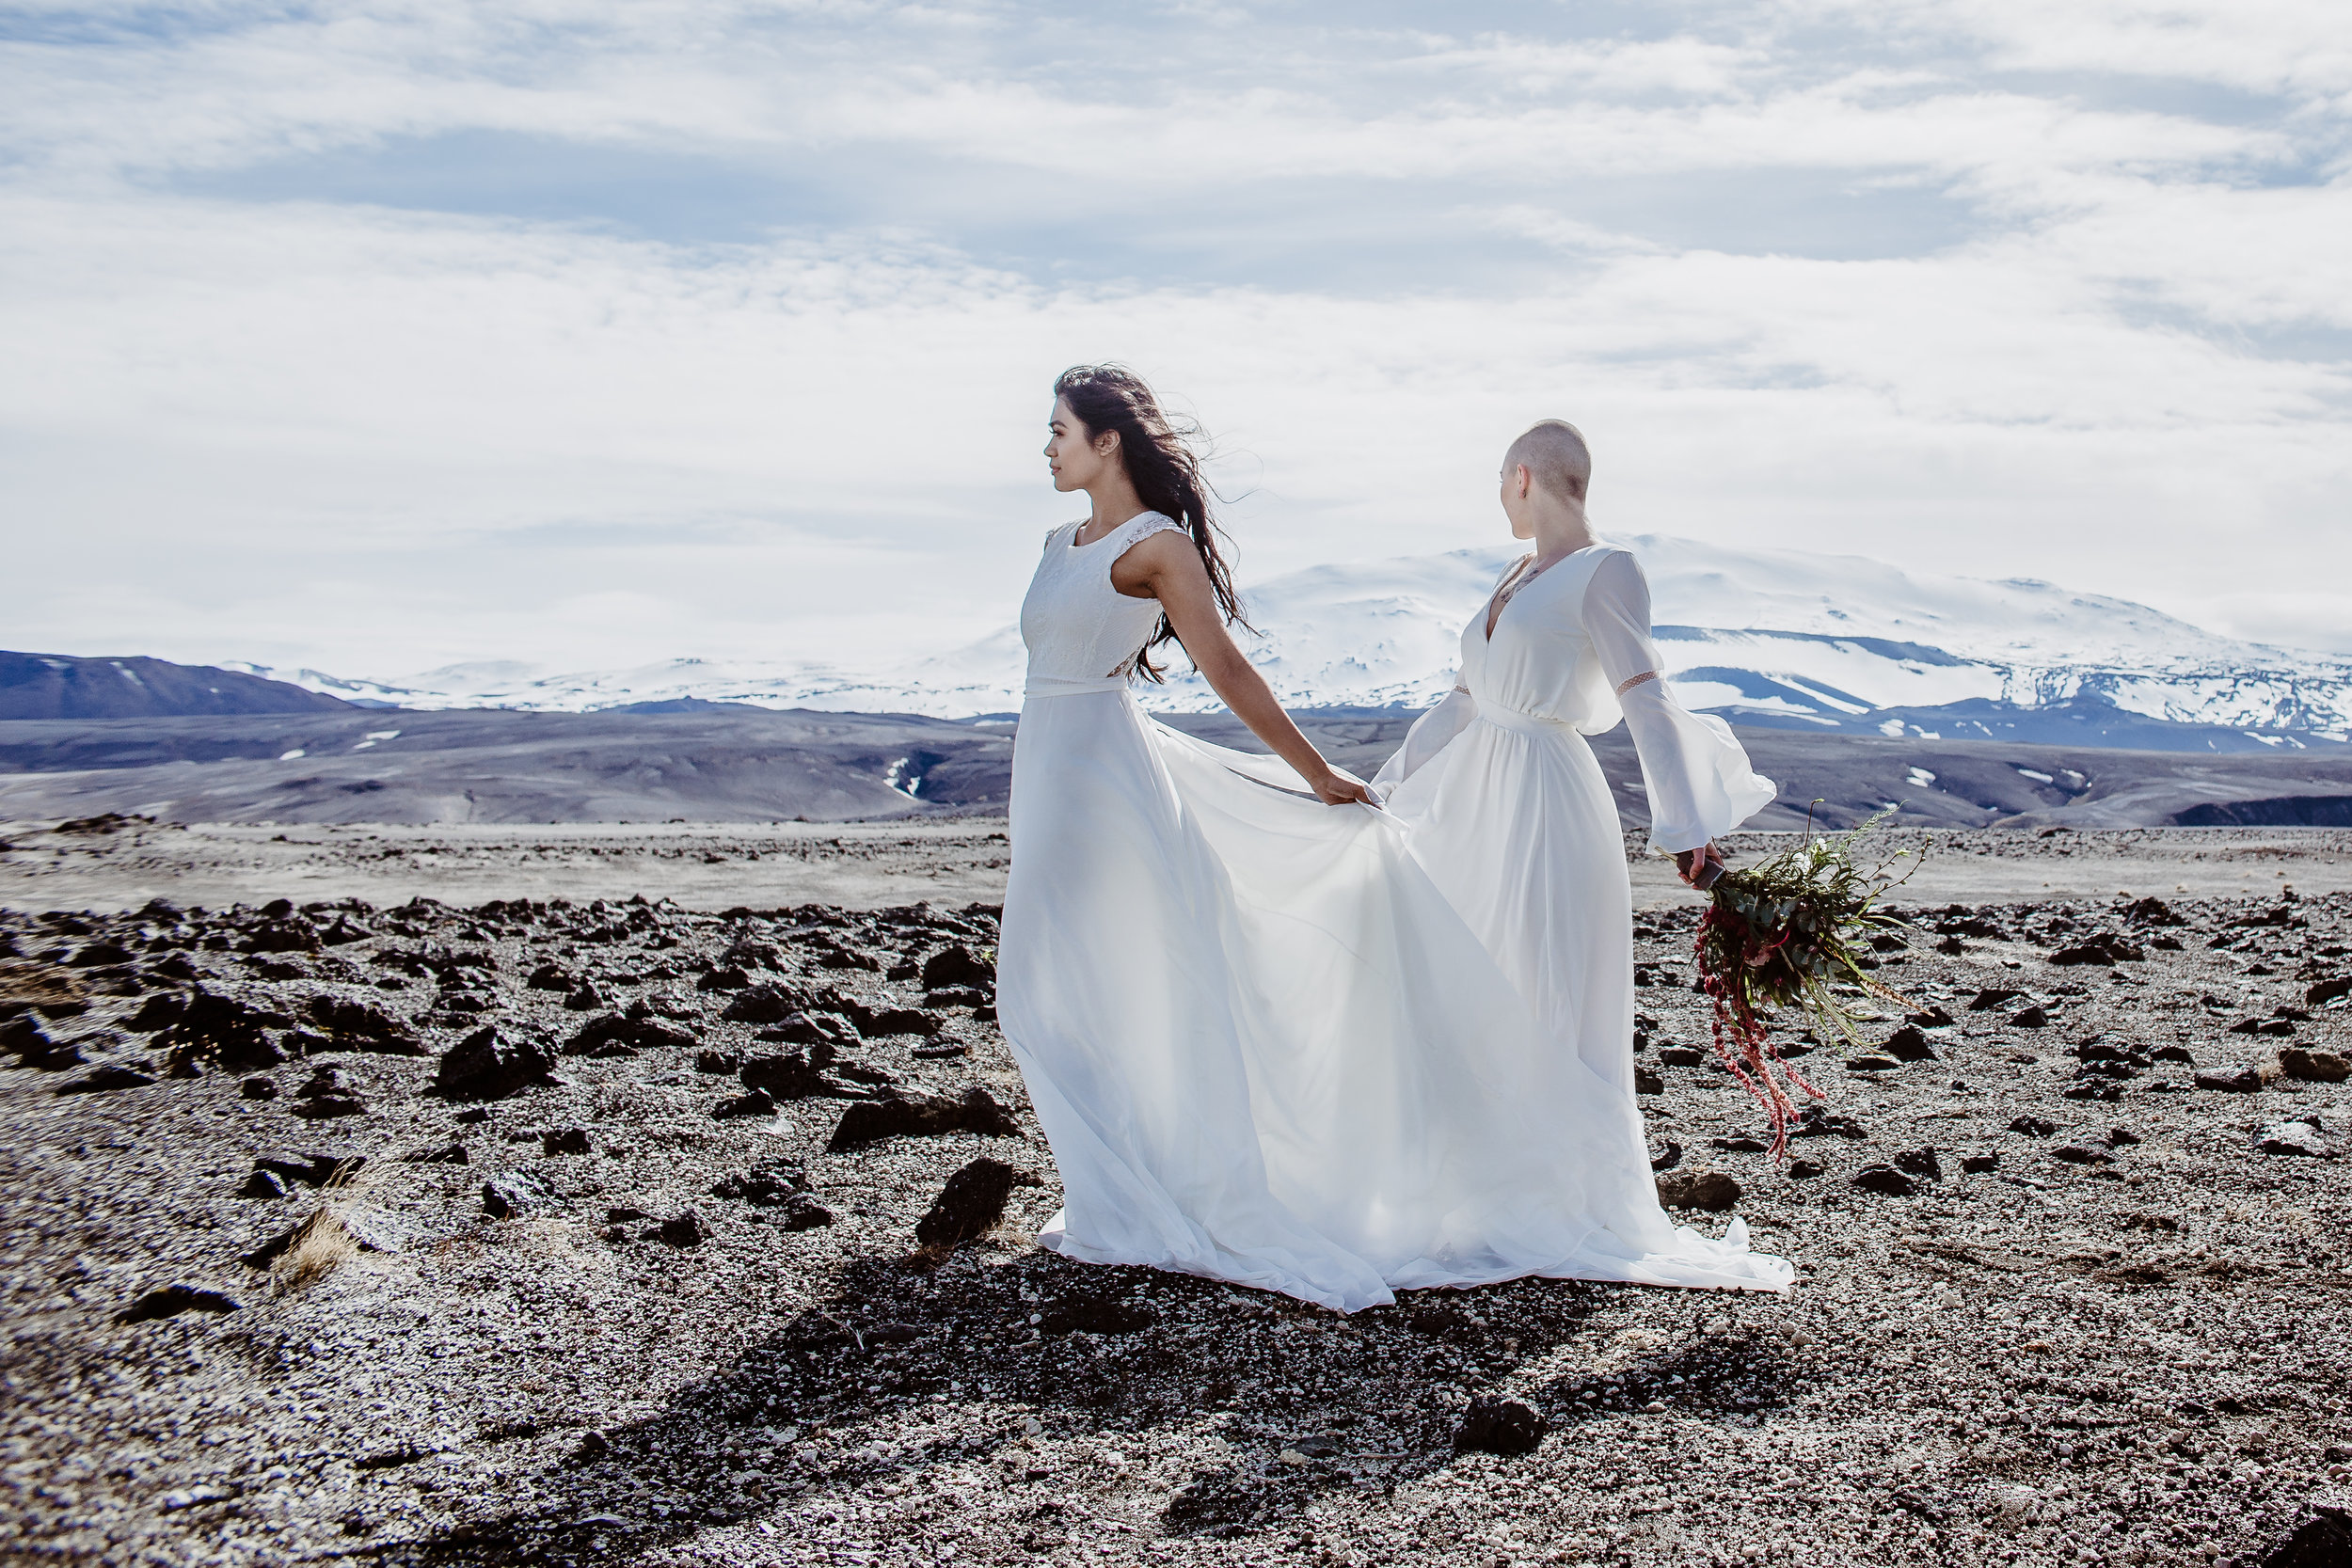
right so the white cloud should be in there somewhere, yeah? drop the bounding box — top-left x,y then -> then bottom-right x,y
0,0 -> 2346,677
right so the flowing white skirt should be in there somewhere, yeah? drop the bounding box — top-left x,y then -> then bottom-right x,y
998,689 -> 1790,1313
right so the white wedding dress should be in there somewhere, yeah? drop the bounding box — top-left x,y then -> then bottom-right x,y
1375,544 -> 1783,1186
997,514 -> 1791,1312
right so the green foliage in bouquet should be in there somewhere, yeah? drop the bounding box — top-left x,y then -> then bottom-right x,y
1692,807 -> 1919,1156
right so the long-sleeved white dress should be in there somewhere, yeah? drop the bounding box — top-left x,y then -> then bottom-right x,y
997,515 -> 1790,1312
1375,542 -> 1780,1143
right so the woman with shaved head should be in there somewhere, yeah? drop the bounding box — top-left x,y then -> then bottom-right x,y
1375,419 -> 1781,1164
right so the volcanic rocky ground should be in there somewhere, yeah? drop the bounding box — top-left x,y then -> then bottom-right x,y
3,833 -> 2350,1568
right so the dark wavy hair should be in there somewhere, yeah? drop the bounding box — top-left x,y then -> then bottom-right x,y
1053,363 -> 1251,681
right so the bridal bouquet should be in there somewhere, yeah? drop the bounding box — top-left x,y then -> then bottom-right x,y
1692,809 -> 1917,1158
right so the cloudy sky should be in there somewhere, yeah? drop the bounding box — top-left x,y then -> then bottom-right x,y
5,1 -> 2349,682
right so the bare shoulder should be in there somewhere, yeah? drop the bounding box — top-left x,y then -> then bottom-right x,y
1123,526 -> 1198,565
1110,525 -> 1204,598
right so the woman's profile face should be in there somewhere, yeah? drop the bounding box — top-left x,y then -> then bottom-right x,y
1045,396 -> 1115,494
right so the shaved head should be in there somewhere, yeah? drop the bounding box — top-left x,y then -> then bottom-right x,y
1504,420 -> 1591,503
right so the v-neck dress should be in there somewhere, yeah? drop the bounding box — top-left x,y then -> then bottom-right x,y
1376,542 -> 1780,1151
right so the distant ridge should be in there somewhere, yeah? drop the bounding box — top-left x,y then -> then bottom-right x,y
0,652 -> 353,721
230,534 -> 2352,752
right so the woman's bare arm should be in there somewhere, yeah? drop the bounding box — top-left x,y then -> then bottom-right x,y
1115,532 -> 1372,805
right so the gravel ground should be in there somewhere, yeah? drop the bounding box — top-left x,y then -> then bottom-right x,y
8,819 -> 2352,916
3,829 -> 2349,1568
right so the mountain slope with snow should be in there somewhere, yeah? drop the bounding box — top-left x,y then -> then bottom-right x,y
246,535 -> 2352,747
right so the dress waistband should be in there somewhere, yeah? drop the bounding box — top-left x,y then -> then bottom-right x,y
1474,700 -> 1573,736
1023,674 -> 1133,699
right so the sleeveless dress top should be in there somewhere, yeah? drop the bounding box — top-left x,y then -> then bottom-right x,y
1017,514 -> 1191,695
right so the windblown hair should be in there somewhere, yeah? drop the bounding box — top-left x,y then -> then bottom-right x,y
1054,363 -> 1250,681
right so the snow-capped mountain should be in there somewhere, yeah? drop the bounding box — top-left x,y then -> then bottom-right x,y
243,535 -> 2352,746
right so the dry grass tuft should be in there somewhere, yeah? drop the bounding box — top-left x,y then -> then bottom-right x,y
271,1208 -> 359,1293
262,1152 -> 389,1292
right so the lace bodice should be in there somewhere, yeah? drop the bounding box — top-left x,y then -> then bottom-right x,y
1019,512 -> 1191,688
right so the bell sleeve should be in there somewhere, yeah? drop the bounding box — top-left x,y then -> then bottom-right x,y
1582,550 -> 1777,854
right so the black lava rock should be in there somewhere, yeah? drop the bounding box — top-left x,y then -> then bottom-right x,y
306,995 -> 425,1054
719,984 -> 804,1024
739,1048 -> 853,1101
920,944 -> 995,992
1791,1105 -> 1868,1140
710,1159 -> 810,1205
1851,1164 -> 1917,1197
118,1285 -> 242,1323
825,1085 -> 1020,1152
757,1010 -> 862,1048
2009,1116 -> 2059,1137
2260,1505 -> 2352,1567
253,1149 -> 363,1188
240,1075 -> 278,1101
243,916 -> 322,955
2009,1006 -> 2051,1029
859,1006 -> 943,1038
2279,1048 -> 2349,1084
1454,1396 -> 1547,1456
541,1128 -> 592,1156
1960,1152 -> 2000,1174
483,1171 -> 560,1219
2258,1118 -> 2339,1158
712,1087 -> 780,1119
1882,1026 -> 1939,1062
238,1168 -> 291,1200
56,1065 -> 158,1094
151,984 -> 293,1070
1787,1157 -> 1824,1180
2053,1145 -> 2114,1165
915,1157 -> 1021,1251
1655,1170 -> 1741,1211
124,992 -> 187,1033
777,1195 -> 834,1231
436,1025 -> 557,1101
655,1210 -> 710,1247
1892,1148 -> 1942,1180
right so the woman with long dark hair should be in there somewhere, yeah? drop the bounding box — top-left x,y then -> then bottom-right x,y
998,365 -> 1788,1310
